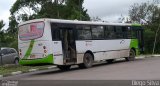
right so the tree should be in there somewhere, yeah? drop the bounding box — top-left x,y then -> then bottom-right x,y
0,20 -> 5,29
65,0 -> 90,20
129,2 -> 156,23
0,20 -> 11,47
0,20 -> 5,46
129,1 -> 160,54
0,20 -> 5,41
10,0 -> 90,22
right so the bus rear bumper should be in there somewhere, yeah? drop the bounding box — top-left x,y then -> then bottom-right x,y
19,54 -> 54,65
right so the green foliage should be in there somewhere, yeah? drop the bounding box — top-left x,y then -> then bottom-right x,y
0,17 -> 18,49
129,1 -> 160,54
64,0 -> 90,20
0,19 -> 17,48
10,0 -> 90,22
0,20 -> 6,47
143,27 -> 155,53
0,20 -> 5,30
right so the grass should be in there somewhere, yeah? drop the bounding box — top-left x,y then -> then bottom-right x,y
0,65 -> 52,76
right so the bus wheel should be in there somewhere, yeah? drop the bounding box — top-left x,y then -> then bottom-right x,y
14,58 -> 19,65
78,53 -> 93,69
106,59 -> 114,64
57,65 -> 71,71
125,49 -> 136,61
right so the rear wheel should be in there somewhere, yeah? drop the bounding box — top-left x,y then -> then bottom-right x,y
78,53 -> 93,69
57,65 -> 71,71
125,49 -> 136,61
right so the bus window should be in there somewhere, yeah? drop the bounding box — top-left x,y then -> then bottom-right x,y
77,26 -> 92,40
105,26 -> 116,39
131,26 -> 142,39
19,22 -> 44,41
115,26 -> 123,39
91,26 -> 104,39
51,24 -> 60,41
122,26 -> 128,39
131,30 -> 137,38
127,26 -> 132,38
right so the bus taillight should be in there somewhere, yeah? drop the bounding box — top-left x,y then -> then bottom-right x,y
43,46 -> 46,49
44,50 -> 47,53
43,46 -> 47,53
19,53 -> 22,56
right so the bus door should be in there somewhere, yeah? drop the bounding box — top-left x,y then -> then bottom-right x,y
136,29 -> 144,53
60,25 -> 77,64
132,26 -> 144,53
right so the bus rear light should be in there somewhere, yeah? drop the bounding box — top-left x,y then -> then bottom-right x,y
43,46 -> 46,49
19,53 -> 22,56
19,49 -> 21,52
44,50 -> 47,53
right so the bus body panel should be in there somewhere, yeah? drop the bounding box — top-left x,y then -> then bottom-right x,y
52,41 -> 63,65
130,39 -> 139,55
19,41 -> 54,65
19,21 -> 54,65
76,39 -> 131,63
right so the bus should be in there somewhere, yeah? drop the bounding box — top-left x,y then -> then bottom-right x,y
18,19 -> 144,70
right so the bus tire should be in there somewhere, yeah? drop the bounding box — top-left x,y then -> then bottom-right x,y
57,65 -> 71,71
125,49 -> 136,61
78,53 -> 93,69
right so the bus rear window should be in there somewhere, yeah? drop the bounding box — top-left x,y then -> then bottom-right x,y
19,22 -> 45,41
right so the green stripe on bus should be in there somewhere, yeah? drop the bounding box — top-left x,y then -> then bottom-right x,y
132,24 -> 141,26
19,54 -> 53,65
130,39 -> 139,55
23,40 -> 35,59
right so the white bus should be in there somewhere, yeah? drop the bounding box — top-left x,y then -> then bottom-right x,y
18,19 -> 144,70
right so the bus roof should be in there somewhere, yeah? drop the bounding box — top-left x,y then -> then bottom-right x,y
18,18 -> 141,27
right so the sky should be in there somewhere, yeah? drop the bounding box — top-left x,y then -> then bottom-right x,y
0,0 -> 149,29
83,0 -> 149,21
0,0 -> 16,29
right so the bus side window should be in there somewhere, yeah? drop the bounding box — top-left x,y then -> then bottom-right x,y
106,26 -> 116,39
51,24 -> 60,41
91,26 -> 104,39
122,26 -> 128,39
127,27 -> 132,39
131,27 -> 137,39
115,26 -> 123,39
77,25 -> 92,40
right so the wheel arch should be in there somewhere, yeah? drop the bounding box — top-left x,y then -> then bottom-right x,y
85,50 -> 94,60
14,57 -> 19,61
